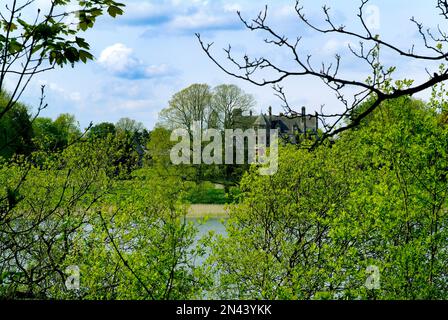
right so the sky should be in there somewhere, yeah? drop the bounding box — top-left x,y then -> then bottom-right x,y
12,0 -> 448,130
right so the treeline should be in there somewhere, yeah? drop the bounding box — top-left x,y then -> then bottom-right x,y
0,91 -> 150,177
1,83 -> 257,186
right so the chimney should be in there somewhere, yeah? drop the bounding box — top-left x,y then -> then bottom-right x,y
302,106 -> 306,135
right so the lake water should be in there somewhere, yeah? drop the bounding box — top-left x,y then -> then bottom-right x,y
192,218 -> 227,238
187,218 -> 227,267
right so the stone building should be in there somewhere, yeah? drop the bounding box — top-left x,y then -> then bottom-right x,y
233,106 -> 319,145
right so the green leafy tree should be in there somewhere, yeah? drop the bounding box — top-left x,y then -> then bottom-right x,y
158,84 -> 215,183
212,84 -> 255,130
69,169 -> 210,299
88,122 -> 116,140
208,143 -> 351,299
53,113 -> 81,141
158,84 -> 257,186
0,140 -> 112,298
147,126 -> 174,168
113,118 -> 149,176
32,113 -> 81,152
0,90 -> 33,158
0,0 -> 125,121
159,84 -> 213,134
334,93 -> 448,299
116,117 -> 145,134
146,126 -> 198,185
208,85 -> 448,299
0,138 -> 208,299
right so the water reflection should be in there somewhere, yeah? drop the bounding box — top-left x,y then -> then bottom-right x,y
192,218 -> 227,238
187,218 -> 227,267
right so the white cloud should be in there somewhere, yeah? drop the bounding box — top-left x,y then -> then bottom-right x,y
145,64 -> 170,76
120,0 -> 243,33
169,11 -> 235,30
98,43 -> 173,79
121,2 -> 167,23
98,43 -> 134,73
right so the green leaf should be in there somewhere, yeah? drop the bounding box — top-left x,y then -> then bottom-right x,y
16,18 -> 29,28
90,8 -> 102,18
8,39 -> 22,54
4,22 -> 17,32
31,44 -> 43,54
75,37 -> 90,49
107,6 -> 124,18
79,22 -> 88,31
79,50 -> 93,63
64,47 -> 79,63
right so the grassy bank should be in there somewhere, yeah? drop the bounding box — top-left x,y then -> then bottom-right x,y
186,204 -> 229,219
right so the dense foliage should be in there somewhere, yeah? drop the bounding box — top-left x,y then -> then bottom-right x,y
208,88 -> 448,299
0,91 -> 33,158
0,138 -> 209,299
2,76 -> 448,299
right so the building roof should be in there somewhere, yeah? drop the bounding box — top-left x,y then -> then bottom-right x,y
232,108 -> 318,135
253,114 -> 268,126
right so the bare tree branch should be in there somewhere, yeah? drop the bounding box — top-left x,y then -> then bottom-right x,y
197,0 -> 448,146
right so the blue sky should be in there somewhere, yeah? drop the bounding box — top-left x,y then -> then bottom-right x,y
15,0 -> 446,130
